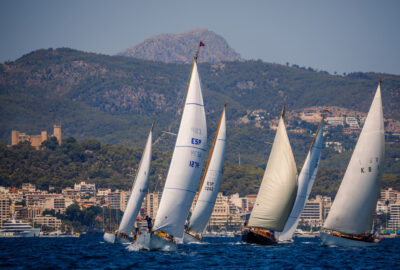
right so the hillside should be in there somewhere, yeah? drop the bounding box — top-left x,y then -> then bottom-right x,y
119,28 -> 243,63
0,48 -> 399,196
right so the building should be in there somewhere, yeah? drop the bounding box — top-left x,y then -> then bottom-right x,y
119,191 -> 131,212
380,188 -> 400,204
21,183 -> 36,192
345,116 -> 359,128
325,141 -> 344,153
74,182 -> 96,197
299,196 -> 331,227
11,125 -> 62,149
107,192 -> 121,210
388,203 -> 400,231
33,215 -> 62,229
0,194 -> 10,227
142,192 -> 162,218
325,116 -> 344,126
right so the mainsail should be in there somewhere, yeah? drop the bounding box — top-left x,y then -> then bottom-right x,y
277,120 -> 324,241
324,83 -> 384,235
187,105 -> 227,234
118,124 -> 153,236
248,109 -> 298,231
153,58 -> 207,238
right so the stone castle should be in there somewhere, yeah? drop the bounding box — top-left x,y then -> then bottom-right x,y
11,125 -> 62,149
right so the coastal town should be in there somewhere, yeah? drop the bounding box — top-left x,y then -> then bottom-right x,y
1,182 -> 399,236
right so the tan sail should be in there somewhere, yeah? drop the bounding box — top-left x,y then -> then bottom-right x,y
248,112 -> 298,231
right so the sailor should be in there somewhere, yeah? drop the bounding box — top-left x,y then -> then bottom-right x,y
145,216 -> 153,233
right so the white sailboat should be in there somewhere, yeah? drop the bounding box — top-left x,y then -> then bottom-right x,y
183,105 -> 227,243
321,82 -> 384,247
104,123 -> 153,244
242,107 -> 298,245
276,119 -> 324,242
136,43 -> 207,251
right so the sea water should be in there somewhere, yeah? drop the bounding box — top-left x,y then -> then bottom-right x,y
1,236 -> 399,269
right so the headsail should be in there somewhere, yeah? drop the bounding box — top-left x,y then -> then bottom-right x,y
324,83 -> 384,235
248,109 -> 298,231
153,56 -> 207,238
188,105 -> 227,234
118,124 -> 153,236
277,119 -> 324,241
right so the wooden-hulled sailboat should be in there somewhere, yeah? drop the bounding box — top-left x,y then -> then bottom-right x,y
321,82 -> 384,247
136,43 -> 207,251
276,119 -> 324,242
242,107 -> 298,245
103,123 -> 153,244
183,105 -> 227,243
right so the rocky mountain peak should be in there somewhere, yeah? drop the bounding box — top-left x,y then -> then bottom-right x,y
118,28 -> 243,63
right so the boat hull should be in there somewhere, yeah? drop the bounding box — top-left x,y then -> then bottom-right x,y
182,232 -> 201,244
320,232 -> 379,247
103,232 -> 130,244
135,233 -> 177,251
242,230 -> 276,245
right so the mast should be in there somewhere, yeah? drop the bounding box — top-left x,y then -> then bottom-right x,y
153,42 -> 207,238
248,106 -> 298,232
188,105 -> 227,234
324,83 -> 384,234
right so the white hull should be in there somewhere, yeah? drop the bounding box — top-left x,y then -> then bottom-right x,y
0,229 -> 40,237
182,232 -> 201,244
135,233 -> 177,251
320,232 -> 379,247
103,232 -> 130,244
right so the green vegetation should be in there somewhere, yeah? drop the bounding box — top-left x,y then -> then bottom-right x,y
1,136 -> 399,198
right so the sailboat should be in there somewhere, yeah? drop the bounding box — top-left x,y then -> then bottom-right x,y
183,105 -> 227,243
136,43 -> 207,251
320,82 -> 384,247
276,119 -> 324,242
103,123 -> 153,244
242,107 -> 298,245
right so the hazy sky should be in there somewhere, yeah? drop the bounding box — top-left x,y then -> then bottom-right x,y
1,0 -> 399,75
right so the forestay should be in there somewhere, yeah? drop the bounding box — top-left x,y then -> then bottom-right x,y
248,114 -> 298,232
324,84 -> 384,235
153,61 -> 207,238
188,106 -> 226,234
118,125 -> 153,236
277,120 -> 324,241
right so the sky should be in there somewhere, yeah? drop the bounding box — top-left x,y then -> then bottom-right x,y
1,0 -> 399,75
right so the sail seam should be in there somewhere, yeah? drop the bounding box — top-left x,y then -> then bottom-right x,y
175,145 -> 206,151
163,187 -> 196,194
185,102 -> 204,106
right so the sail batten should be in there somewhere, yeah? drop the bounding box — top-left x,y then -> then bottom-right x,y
153,60 -> 207,238
248,115 -> 298,232
324,84 -> 384,235
118,127 -> 153,236
188,106 -> 226,234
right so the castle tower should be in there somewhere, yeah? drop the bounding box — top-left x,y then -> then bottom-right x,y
53,125 -> 62,145
41,131 -> 48,143
11,130 -> 19,145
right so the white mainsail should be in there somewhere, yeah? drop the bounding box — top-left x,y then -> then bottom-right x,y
152,59 -> 207,239
277,120 -> 324,241
248,110 -> 298,231
324,83 -> 384,235
117,124 -> 153,236
187,105 -> 226,234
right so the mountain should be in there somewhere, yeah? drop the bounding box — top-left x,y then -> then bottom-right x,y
1,48 -> 399,196
118,28 -> 243,63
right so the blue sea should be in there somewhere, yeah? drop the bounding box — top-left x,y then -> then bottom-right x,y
1,236 -> 399,269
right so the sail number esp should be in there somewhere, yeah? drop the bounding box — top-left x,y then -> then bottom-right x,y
191,138 -> 202,145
